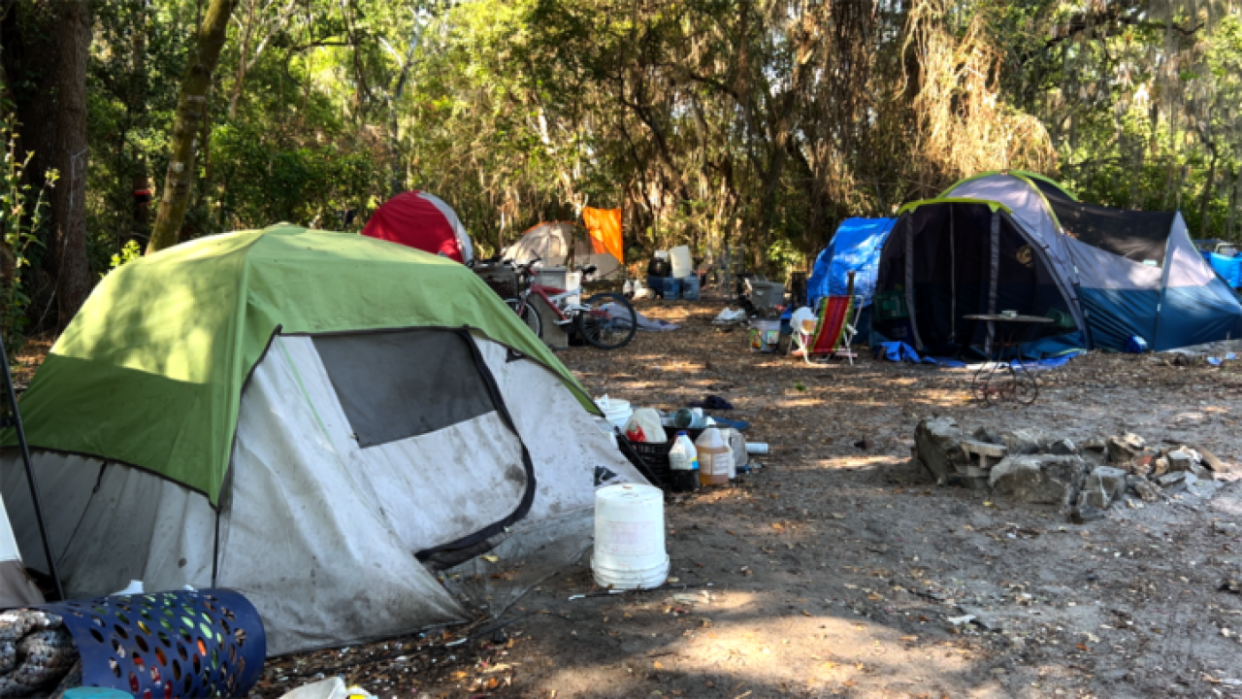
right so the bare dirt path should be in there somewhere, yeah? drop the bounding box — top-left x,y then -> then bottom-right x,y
259,300 -> 1242,699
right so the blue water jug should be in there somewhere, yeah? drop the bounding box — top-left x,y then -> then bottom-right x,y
662,276 -> 681,300
680,275 -> 700,300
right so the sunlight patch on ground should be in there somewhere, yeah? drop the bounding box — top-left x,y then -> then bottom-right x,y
539,590 -> 986,696
797,455 -> 904,472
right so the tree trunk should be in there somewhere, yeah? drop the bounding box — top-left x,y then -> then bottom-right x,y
50,1 -> 93,326
1228,168 -> 1241,242
147,0 -> 237,254
0,1 -> 94,329
1198,144 -> 1218,239
131,4 -> 151,243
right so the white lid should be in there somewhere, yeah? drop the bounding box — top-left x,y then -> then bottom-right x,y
596,483 -> 663,503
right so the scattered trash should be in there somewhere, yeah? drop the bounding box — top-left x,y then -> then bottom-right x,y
278,677 -> 377,699
712,308 -> 748,325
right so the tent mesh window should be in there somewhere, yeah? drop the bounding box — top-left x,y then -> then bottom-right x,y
1027,177 -> 1075,202
313,330 -> 496,448
1044,194 -> 1176,266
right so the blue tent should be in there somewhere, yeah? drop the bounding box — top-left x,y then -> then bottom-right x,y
808,217 -> 897,309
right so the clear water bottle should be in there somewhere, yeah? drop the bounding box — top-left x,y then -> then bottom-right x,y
672,408 -> 704,429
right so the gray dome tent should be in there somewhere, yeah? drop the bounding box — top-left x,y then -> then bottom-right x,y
505,222 -> 622,280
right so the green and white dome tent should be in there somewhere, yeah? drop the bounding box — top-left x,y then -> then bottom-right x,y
1,224 -> 647,655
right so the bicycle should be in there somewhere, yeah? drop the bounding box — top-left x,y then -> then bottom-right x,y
503,258 -> 638,350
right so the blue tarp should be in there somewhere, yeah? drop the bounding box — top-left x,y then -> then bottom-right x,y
874,341 -> 1082,369
1208,252 -> 1242,288
808,218 -> 897,309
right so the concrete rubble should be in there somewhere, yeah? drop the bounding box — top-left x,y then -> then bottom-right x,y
912,417 -> 1238,521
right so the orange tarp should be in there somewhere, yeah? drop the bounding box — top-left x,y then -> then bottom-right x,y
583,207 -> 623,264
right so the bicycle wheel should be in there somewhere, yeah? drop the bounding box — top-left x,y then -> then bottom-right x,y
575,292 -> 637,349
504,297 -> 542,338
1011,366 -> 1039,405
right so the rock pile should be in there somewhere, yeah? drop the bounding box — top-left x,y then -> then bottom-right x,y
913,417 -> 1235,518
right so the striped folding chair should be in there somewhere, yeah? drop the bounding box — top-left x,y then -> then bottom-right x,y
797,271 -> 861,365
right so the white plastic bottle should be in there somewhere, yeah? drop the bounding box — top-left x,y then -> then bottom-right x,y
695,427 -> 732,487
668,431 -> 700,493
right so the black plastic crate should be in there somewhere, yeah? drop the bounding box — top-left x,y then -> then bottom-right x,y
662,425 -> 705,442
624,438 -> 673,491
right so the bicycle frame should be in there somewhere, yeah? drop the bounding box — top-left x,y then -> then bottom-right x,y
518,282 -> 588,324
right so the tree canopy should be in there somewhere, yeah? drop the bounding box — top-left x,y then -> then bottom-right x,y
6,0 -> 1242,293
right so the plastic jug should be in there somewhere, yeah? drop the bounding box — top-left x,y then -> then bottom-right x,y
721,428 -> 746,477
668,431 -> 700,493
695,428 -> 732,487
624,408 -> 664,443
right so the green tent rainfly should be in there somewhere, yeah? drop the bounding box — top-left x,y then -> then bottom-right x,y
4,224 -> 594,504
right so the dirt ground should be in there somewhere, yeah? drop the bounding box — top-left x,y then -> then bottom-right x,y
242,299 -> 1242,699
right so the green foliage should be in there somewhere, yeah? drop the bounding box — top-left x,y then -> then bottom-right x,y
108,239 -> 143,274
0,116 -> 52,354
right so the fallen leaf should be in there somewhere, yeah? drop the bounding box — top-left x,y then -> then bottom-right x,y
1076,643 -> 1089,652
653,661 -> 664,669
899,635 -> 918,642
480,554 -> 499,563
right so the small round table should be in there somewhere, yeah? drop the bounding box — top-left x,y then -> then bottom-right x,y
962,314 -> 1054,406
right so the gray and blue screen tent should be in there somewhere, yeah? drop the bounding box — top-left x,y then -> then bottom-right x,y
874,171 -> 1242,355
807,217 -> 897,310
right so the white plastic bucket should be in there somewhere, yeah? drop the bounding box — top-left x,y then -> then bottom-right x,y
594,396 -> 633,430
592,484 -> 669,590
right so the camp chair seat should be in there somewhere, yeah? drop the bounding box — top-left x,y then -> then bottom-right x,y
793,270 -> 861,365
793,296 -> 861,365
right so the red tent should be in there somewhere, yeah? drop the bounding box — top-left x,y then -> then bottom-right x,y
361,191 -> 474,263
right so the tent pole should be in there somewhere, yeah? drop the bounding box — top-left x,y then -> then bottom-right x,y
950,206 -> 957,344
987,210 -> 1001,355
0,338 -> 63,601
